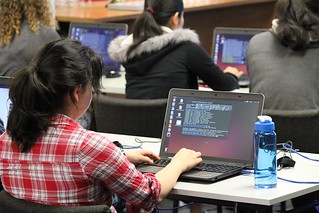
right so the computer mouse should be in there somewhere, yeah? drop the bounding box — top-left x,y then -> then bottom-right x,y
113,141 -> 123,149
105,71 -> 121,78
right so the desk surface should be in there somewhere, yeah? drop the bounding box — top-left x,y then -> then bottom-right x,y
56,1 -> 139,23
101,132 -> 319,209
56,0 -> 276,22
100,72 -> 249,96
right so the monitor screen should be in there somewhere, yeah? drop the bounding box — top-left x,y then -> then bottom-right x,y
213,33 -> 253,75
69,23 -> 127,73
212,28 -> 265,76
0,78 -> 12,130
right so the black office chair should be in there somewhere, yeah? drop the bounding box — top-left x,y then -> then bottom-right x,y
263,109 -> 319,153
91,94 -> 167,138
0,190 -> 110,213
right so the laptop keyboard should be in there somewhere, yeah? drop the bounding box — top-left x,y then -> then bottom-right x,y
153,158 -> 241,173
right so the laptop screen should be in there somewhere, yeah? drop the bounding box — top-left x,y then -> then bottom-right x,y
0,77 -> 12,130
68,22 -> 128,74
212,27 -> 266,76
160,89 -> 264,165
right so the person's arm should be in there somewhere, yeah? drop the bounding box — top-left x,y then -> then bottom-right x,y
81,133 -> 202,209
155,148 -> 202,201
184,42 -> 242,90
124,148 -> 202,202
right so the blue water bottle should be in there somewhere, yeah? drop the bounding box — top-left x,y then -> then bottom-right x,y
254,115 -> 277,189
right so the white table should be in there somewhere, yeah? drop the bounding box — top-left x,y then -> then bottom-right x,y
100,73 -> 250,96
101,72 -> 126,95
101,132 -> 319,212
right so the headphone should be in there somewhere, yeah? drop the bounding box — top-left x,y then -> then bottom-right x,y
277,156 -> 296,168
277,141 -> 296,169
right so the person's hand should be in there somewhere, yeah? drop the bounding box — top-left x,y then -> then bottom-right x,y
154,148 -> 202,201
224,66 -> 244,79
124,149 -> 160,164
170,148 -> 202,173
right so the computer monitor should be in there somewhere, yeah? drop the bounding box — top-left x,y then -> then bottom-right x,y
211,27 -> 266,87
68,22 -> 128,78
0,76 -> 12,130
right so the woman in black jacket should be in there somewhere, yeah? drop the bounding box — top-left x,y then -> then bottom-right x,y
108,0 -> 243,99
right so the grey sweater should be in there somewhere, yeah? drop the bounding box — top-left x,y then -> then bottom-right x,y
247,30 -> 319,110
0,20 -> 60,76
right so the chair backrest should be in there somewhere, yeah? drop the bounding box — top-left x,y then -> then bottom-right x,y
92,94 -> 167,138
263,109 -> 319,153
0,190 -> 110,213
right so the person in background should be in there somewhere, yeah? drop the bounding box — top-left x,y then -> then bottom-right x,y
0,38 -> 202,212
247,0 -> 319,110
0,0 -> 60,76
108,0 -> 243,99
0,0 -> 91,130
247,0 -> 319,212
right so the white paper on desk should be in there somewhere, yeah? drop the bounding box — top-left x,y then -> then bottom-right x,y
108,1 -> 144,11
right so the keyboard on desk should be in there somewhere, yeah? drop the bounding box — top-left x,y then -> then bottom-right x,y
137,157 -> 245,182
153,158 -> 242,173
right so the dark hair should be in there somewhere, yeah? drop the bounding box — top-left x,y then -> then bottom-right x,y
275,0 -> 319,50
126,0 -> 184,57
7,38 -> 103,152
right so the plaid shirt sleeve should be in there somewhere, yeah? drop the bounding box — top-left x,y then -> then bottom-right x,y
78,132 -> 161,212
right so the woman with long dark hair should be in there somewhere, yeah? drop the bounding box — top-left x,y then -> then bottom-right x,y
248,1 -> 319,211
0,38 -> 202,212
248,0 -> 319,110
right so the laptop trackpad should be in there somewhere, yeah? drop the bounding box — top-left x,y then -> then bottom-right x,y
136,165 -> 162,174
180,170 -> 221,181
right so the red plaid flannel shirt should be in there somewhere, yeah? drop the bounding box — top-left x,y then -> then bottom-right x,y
0,114 -> 160,212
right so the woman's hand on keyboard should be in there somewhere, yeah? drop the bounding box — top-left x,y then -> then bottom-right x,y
155,148 -> 202,202
125,149 -> 160,164
171,148 -> 202,173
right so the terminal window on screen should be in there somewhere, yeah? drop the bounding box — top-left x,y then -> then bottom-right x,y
174,99 -> 233,139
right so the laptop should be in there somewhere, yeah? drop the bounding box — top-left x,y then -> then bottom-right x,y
137,88 -> 264,182
0,76 -> 12,130
211,27 -> 266,87
68,22 -> 128,78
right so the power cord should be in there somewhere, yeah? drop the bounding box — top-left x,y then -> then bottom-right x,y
122,137 -> 161,149
282,143 -> 319,162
